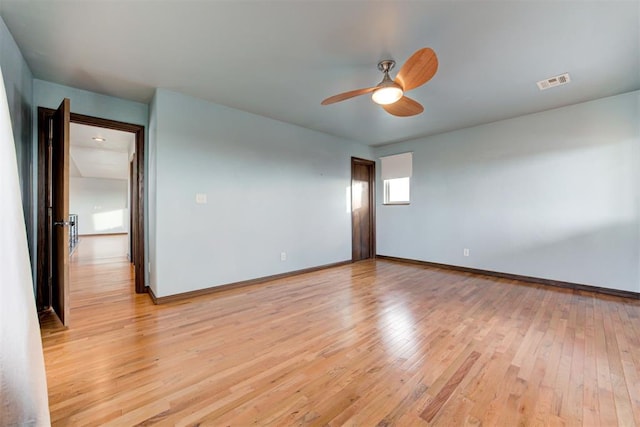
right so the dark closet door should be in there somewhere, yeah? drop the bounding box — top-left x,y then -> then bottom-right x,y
351,158 -> 375,261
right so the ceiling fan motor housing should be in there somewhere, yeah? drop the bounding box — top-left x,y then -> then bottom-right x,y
372,60 -> 404,105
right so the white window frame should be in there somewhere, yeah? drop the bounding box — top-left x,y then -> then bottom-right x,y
383,176 -> 411,205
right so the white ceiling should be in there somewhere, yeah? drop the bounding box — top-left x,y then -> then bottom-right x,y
1,1 -> 638,146
70,123 -> 134,180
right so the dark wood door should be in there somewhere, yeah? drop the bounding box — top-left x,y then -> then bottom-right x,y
351,158 -> 375,261
50,98 -> 71,326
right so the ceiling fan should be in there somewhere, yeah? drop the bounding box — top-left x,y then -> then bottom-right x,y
321,47 -> 438,117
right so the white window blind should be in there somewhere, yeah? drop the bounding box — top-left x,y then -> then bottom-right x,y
381,152 -> 412,180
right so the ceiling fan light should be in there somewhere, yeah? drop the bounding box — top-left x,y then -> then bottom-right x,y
372,86 -> 403,105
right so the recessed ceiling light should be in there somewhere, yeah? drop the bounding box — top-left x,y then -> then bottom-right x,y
92,137 -> 106,142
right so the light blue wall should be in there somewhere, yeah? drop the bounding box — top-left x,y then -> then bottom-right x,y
375,91 -> 640,292
1,15 -> 34,280
32,80 -> 148,126
150,89 -> 373,297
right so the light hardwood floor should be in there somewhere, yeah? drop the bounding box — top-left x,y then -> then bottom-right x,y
40,235 -> 640,426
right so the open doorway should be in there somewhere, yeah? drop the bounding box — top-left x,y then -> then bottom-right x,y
36,104 -> 146,325
68,123 -> 133,265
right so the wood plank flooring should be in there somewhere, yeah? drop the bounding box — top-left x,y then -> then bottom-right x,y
40,235 -> 640,426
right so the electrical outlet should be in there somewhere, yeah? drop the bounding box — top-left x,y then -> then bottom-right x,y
195,193 -> 207,204
463,248 -> 470,257
280,252 -> 287,261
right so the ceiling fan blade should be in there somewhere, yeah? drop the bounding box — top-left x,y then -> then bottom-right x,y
321,87 -> 377,105
395,47 -> 438,91
382,96 -> 424,117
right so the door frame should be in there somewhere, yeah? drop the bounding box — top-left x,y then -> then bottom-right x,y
351,157 -> 376,261
36,108 -> 147,309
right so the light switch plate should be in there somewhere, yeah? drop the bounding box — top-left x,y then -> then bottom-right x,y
196,193 -> 207,204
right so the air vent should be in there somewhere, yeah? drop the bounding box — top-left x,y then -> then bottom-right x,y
536,73 -> 571,90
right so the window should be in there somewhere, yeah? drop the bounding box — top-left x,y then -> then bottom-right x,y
381,152 -> 412,205
384,177 -> 410,204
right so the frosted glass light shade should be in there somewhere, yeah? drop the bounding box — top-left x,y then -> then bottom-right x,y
372,86 -> 403,105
